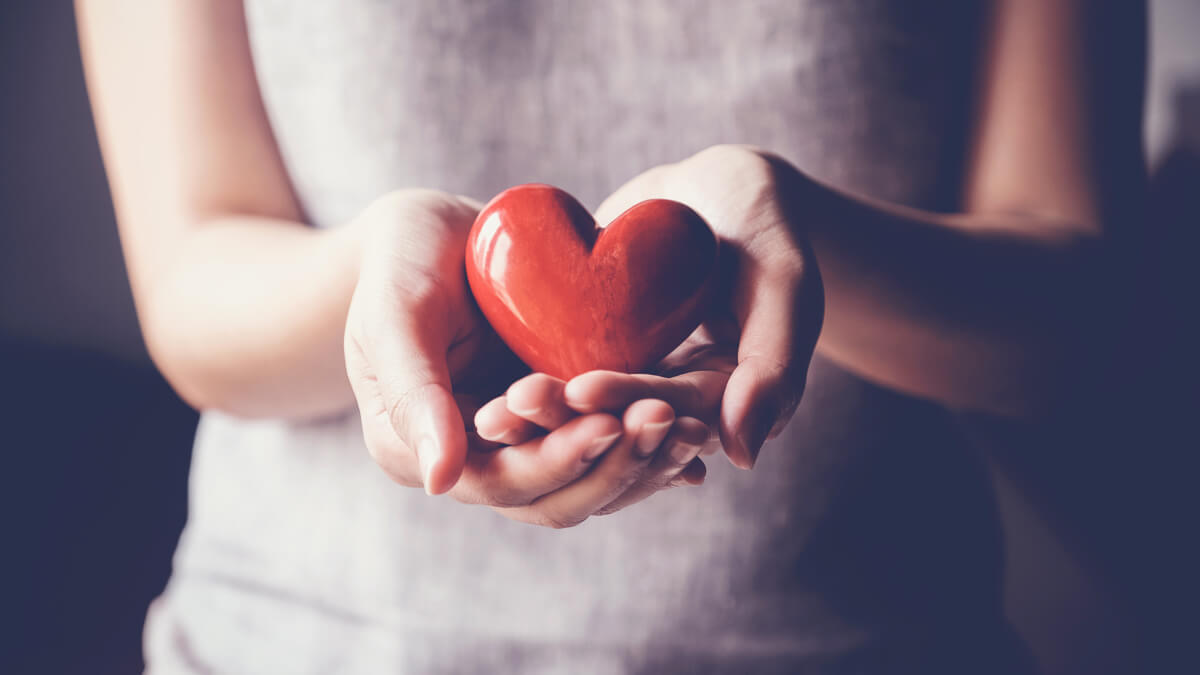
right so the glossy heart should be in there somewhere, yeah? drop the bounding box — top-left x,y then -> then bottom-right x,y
466,184 -> 718,380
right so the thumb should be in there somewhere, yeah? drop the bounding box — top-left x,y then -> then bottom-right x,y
373,304 -> 468,495
720,257 -> 822,469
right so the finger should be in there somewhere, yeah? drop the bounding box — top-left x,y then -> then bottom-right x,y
505,373 -> 577,430
670,458 -> 708,487
366,296 -> 468,496
499,399 -> 674,528
473,395 -> 540,445
722,259 -> 821,470
593,164 -> 674,226
563,370 -> 727,423
452,413 -> 623,507
595,416 -> 709,515
346,334 -> 422,486
456,392 -> 507,451
453,392 -> 486,431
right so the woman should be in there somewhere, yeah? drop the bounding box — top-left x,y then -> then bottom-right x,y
79,0 -> 1144,672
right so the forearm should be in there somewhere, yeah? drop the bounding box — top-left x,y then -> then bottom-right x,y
802,172 -> 1114,417
140,215 -> 365,419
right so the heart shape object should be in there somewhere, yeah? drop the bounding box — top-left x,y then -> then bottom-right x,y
466,184 -> 719,380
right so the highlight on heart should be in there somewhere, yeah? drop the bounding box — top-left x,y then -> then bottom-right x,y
466,183 -> 719,379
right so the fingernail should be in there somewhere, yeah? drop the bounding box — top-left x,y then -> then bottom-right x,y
564,395 -> 597,413
568,401 -> 598,413
669,441 -> 702,465
737,405 -> 777,469
563,380 -> 599,413
418,437 -> 438,495
585,431 -> 622,461
635,420 -> 673,457
733,432 -> 755,470
507,405 -> 542,418
489,427 -> 522,445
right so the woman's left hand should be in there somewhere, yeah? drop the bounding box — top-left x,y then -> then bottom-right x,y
594,145 -> 824,468
474,145 -> 824,518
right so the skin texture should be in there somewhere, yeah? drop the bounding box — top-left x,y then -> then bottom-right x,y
77,0 -> 1143,528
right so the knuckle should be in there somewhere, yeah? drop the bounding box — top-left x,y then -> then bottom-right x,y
543,463 -> 585,491
692,145 -> 776,188
395,270 -> 452,310
691,144 -> 765,168
367,188 -> 449,218
739,218 -> 802,262
384,391 -> 415,435
639,164 -> 675,188
538,509 -> 587,530
764,246 -> 809,280
647,466 -> 682,491
453,482 -> 516,508
384,381 -> 439,436
482,487 -> 535,509
386,469 -> 422,490
664,451 -> 693,472
747,355 -> 797,389
469,469 -> 538,509
446,486 -> 480,505
677,378 -> 710,417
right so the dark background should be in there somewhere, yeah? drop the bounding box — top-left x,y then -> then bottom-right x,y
2,2 -> 1197,673
2,4 -> 196,673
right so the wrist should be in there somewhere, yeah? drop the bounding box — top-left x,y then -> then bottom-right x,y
334,210 -> 373,285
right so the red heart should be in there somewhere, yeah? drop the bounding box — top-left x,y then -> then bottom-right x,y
466,184 -> 719,380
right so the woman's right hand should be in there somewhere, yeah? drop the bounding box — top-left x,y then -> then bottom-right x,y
344,189 -> 700,527
345,189 -> 497,494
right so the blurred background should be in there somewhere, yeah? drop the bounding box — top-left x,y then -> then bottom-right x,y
1,1 -> 1196,673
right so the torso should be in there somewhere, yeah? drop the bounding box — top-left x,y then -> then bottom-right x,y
146,2 -> 1032,672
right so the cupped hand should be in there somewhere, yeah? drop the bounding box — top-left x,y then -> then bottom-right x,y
471,145 -> 823,516
345,145 -> 822,525
597,145 -> 824,468
525,146 -> 823,472
345,189 -> 488,494
345,189 -> 703,529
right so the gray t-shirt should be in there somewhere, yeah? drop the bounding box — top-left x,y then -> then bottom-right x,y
145,2 -> 1032,672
